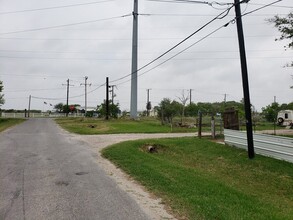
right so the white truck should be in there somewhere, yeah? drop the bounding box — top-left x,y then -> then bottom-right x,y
277,110 -> 293,127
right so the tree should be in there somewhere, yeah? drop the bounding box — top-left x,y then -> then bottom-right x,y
97,101 -> 120,119
146,101 -> 152,116
156,98 -> 181,124
261,102 -> 280,122
0,81 -> 4,106
185,103 -> 199,117
54,103 -> 64,113
269,12 -> 293,66
177,90 -> 189,123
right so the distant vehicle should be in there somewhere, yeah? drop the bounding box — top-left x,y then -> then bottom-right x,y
277,110 -> 293,126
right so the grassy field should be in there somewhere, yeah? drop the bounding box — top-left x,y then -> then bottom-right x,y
102,137 -> 293,220
55,117 -> 197,134
55,116 -> 288,135
0,118 -> 26,132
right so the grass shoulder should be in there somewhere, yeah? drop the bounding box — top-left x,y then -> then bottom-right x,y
102,137 -> 293,220
0,118 -> 26,132
55,117 -> 196,134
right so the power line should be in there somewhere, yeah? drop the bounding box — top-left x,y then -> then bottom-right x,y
115,0 -> 284,85
117,23 -> 230,86
248,2 -> 293,9
111,4 -> 234,83
147,0 -> 211,4
0,33 -> 283,43
0,37 -> 131,41
5,87 -> 64,92
242,0 -> 283,17
69,83 -> 105,99
0,73 -> 85,79
147,0 -> 232,6
0,0 -> 114,15
31,96 -> 65,101
0,47 -> 290,54
140,12 -> 286,16
0,14 -> 132,35
0,55 -> 131,61
0,54 -> 291,61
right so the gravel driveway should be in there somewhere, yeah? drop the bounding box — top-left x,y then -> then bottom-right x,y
75,132 -> 197,220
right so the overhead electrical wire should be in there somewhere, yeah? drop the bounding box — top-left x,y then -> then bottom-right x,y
31,96 -> 65,101
0,37 -> 131,41
5,88 -> 64,93
0,0 -> 114,15
140,12 -> 286,17
248,2 -> 293,9
113,0 -> 283,86
5,0 -> 284,102
70,83 -> 105,99
116,22 -> 231,86
242,0 -> 283,17
146,0 -> 232,6
31,83 -> 106,101
0,55 -> 291,61
0,55 -> 131,61
0,13 -> 132,35
110,3 -> 235,84
146,0 -> 234,11
0,43 -> 287,55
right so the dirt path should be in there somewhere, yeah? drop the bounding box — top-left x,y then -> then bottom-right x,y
74,133 -> 197,220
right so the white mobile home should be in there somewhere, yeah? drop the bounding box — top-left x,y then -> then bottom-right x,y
277,110 -> 293,126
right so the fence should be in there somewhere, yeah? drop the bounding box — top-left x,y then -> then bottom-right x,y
224,129 -> 293,163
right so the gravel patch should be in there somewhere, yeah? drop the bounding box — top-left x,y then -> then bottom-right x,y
74,133 -> 196,220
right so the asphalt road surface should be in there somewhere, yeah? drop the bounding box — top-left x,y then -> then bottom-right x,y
0,118 -> 151,220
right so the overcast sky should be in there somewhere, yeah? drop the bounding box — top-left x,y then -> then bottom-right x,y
0,0 -> 292,112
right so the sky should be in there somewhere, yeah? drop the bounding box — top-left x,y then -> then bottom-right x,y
0,0 -> 292,113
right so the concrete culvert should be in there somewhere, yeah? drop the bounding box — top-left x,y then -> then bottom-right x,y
147,145 -> 157,153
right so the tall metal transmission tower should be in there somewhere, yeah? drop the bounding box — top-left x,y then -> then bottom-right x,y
130,0 -> 138,119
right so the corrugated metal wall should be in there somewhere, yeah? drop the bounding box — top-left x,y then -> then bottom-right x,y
224,129 -> 293,163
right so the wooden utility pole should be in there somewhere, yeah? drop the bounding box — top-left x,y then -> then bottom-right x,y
234,0 -> 254,159
62,79 -> 73,117
66,79 -> 69,117
28,95 -> 31,118
198,111 -> 202,138
110,85 -> 115,104
146,89 -> 151,116
189,89 -> 192,105
106,77 -> 109,120
274,96 -> 278,135
81,76 -> 91,115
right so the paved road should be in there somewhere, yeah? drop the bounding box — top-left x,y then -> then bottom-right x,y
0,118 -> 151,220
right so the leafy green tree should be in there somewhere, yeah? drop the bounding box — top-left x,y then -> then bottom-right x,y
261,102 -> 280,122
0,81 -> 4,106
185,103 -> 199,117
63,105 -> 70,114
280,102 -> 293,110
54,103 -> 64,112
97,101 -> 120,119
156,98 -> 181,124
269,12 -> 293,88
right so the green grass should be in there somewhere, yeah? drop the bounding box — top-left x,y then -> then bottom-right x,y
102,137 -> 293,220
0,118 -> 26,132
242,122 -> 285,131
55,117 -> 196,134
55,117 -> 290,136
